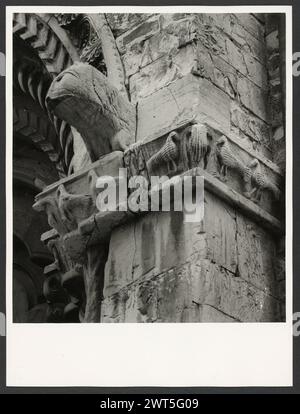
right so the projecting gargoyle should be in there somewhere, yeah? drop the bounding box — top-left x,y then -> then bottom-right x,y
46,62 -> 136,162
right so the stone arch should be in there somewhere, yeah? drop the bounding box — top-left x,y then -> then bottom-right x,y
13,13 -> 80,77
14,100 -> 66,177
12,135 -> 61,322
13,12 -> 130,176
13,13 -> 81,175
13,166 -> 56,263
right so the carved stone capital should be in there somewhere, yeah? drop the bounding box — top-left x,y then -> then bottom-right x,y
124,120 -> 283,219
34,119 -> 283,323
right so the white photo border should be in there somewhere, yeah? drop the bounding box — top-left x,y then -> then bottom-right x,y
6,5 -> 293,387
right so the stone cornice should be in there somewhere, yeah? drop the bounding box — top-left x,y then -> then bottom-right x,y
35,167 -> 283,266
34,120 -> 284,275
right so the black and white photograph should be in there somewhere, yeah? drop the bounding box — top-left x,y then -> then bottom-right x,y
11,10 -> 287,324
4,4 -> 294,389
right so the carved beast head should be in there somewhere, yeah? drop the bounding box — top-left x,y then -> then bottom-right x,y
46,62 -> 136,160
216,136 -> 227,147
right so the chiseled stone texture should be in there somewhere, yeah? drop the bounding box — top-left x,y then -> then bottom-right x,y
101,14 -> 283,322
103,211 -> 206,298
101,193 -> 282,323
101,256 -> 281,323
113,12 -> 272,156
136,74 -> 231,141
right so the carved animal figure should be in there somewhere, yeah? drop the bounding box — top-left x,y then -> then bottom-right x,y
33,196 -> 69,235
147,131 -> 180,175
57,184 -> 94,230
248,158 -> 281,202
188,122 -> 210,168
46,62 -> 136,162
215,136 -> 251,184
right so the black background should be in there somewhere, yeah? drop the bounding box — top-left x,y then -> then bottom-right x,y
0,0 -> 298,395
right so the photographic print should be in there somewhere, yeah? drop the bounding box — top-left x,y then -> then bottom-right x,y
11,10 -> 286,325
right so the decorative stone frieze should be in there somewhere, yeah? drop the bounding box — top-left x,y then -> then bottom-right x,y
13,12 -> 285,323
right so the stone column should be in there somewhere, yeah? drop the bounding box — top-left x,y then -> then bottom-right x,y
34,13 -> 285,323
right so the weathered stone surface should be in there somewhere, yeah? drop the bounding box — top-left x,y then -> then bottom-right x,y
192,259 -> 280,322
117,14 -> 196,67
107,13 -> 157,38
230,101 -> 271,149
224,38 -> 267,89
129,44 -> 193,101
46,63 -> 136,161
17,12 -> 284,325
124,13 -> 267,94
203,132 -> 281,217
235,13 -> 265,41
104,211 -> 205,297
198,304 -> 238,322
204,193 -> 238,274
120,17 -> 183,77
104,223 -> 137,297
237,76 -> 269,122
210,13 -> 266,64
129,38 -> 267,104
116,15 -> 160,49
36,151 -> 123,199
83,244 -> 107,322
125,113 -> 281,218
203,171 -> 282,239
136,74 -> 231,141
101,255 -> 281,323
252,13 -> 266,24
102,177 -> 282,322
102,261 -> 201,323
70,127 -> 91,173
265,14 -> 285,170
236,213 -> 278,296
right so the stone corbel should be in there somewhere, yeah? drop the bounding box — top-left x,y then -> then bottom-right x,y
34,119 -> 284,323
33,195 -> 69,235
34,152 -> 126,322
121,118 -> 283,219
33,183 -> 95,234
57,184 -> 94,230
125,120 -> 213,181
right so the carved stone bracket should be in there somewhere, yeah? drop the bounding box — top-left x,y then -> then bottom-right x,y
46,63 -> 136,163
124,119 -> 283,216
53,167 -> 283,258
34,119 -> 283,323
34,152 -> 124,321
124,120 -> 212,183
